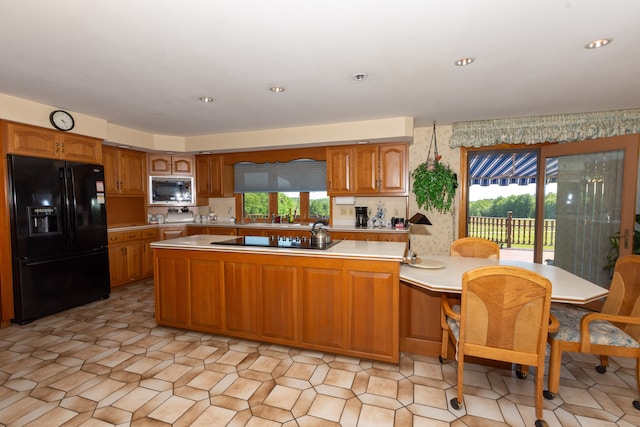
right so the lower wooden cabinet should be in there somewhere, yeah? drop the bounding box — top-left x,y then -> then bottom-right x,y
153,248 -> 400,363
186,226 -> 237,236
108,228 -> 159,287
159,226 -> 186,240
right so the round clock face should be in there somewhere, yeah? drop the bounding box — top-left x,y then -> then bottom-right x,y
50,110 -> 75,131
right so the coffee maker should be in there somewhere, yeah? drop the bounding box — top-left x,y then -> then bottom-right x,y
355,206 -> 368,228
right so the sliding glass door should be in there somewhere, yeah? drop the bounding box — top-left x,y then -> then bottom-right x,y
537,135 -> 638,286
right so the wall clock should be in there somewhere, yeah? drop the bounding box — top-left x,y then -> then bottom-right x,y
49,110 -> 75,131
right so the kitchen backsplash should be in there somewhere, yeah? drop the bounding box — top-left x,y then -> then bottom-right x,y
149,196 -> 407,226
331,196 -> 408,227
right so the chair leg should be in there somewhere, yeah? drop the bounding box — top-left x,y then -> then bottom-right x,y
534,363 -> 546,426
440,328 -> 449,364
450,353 -> 465,410
544,339 -> 561,400
596,355 -> 609,374
634,358 -> 640,410
516,364 -> 529,379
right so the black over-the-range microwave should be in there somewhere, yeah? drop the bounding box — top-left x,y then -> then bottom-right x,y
149,176 -> 194,205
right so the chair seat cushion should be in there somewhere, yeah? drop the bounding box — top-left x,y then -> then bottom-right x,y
446,305 -> 461,340
550,306 -> 640,348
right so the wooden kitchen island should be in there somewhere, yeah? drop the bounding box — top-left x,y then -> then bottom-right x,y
151,235 -> 406,363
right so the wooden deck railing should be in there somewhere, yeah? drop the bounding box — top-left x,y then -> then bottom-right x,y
468,212 -> 556,248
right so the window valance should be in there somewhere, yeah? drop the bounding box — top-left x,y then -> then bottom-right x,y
450,108 -> 640,148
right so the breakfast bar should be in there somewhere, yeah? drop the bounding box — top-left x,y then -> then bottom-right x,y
151,235 -> 406,363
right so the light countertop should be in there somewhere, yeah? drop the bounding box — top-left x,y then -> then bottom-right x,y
110,222 -> 409,234
150,234 -> 406,261
399,255 -> 608,305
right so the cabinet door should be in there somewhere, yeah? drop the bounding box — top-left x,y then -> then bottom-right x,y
261,264 -> 297,341
160,227 -> 185,240
195,155 -> 212,198
378,233 -> 408,243
300,267 -> 344,350
119,149 -> 146,195
142,239 -> 155,277
108,244 -> 126,286
190,258 -> 224,330
172,156 -> 194,176
326,147 -> 354,195
207,155 -> 225,196
347,270 -> 398,359
155,254 -> 190,326
378,144 -> 408,194
123,240 -> 143,281
102,146 -> 120,193
224,262 -> 259,336
5,122 -> 58,159
148,154 -> 172,175
61,134 -> 102,163
354,145 -> 379,194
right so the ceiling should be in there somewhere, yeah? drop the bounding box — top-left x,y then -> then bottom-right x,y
1,0 -> 639,139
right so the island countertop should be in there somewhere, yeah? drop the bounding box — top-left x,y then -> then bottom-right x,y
150,234 -> 407,261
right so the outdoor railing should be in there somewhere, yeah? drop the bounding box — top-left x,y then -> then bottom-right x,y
468,212 -> 556,248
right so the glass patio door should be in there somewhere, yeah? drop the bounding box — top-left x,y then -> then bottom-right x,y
537,135 -> 639,287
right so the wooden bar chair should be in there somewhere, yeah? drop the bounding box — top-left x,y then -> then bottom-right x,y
442,266 -> 554,427
441,237 -> 500,364
450,237 -> 500,259
545,255 -> 640,409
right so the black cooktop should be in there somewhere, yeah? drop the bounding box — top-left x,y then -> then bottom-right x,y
212,235 -> 340,250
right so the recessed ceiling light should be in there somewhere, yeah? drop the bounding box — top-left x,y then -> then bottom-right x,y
356,140 -> 369,144
198,96 -> 214,103
270,86 -> 285,93
585,38 -> 613,49
352,73 -> 368,81
454,57 -> 475,67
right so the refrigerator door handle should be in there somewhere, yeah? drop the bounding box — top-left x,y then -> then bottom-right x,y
68,167 -> 78,243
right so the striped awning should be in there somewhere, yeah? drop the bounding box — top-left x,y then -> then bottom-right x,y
469,152 -> 558,186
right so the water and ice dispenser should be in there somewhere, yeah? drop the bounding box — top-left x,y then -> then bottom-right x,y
28,206 -> 58,235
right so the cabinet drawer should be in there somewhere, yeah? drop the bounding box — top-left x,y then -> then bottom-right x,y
108,232 -> 124,244
141,228 -> 159,240
123,230 -> 142,241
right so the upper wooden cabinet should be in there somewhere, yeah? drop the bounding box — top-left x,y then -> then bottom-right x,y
327,143 -> 408,196
102,145 -> 146,196
3,121 -> 102,164
148,154 -> 194,176
195,154 -> 233,201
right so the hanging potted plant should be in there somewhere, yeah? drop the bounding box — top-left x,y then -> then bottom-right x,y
412,122 -> 458,214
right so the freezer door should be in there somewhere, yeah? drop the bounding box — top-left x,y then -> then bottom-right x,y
66,162 -> 108,252
8,155 -> 67,259
12,249 -> 110,324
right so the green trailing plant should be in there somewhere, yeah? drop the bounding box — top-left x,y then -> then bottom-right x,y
412,159 -> 458,214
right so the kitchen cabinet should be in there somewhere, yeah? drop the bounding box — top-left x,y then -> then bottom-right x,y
3,121 -> 102,164
186,226 -> 237,236
108,228 -> 159,287
141,228 -> 160,277
108,230 -> 142,287
148,154 -> 194,176
102,145 -> 146,196
331,231 -> 408,243
159,226 -> 186,240
327,143 -> 408,196
195,154 -> 233,200
153,247 -> 400,362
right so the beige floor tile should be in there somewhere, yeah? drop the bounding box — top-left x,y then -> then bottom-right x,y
148,395 -> 195,424
0,280 -> 637,427
307,394 -> 345,422
263,384 -> 302,410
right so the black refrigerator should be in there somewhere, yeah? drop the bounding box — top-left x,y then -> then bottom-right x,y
8,154 -> 110,324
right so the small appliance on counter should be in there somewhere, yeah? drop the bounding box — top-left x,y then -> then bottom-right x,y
165,212 -> 195,223
355,206 -> 369,228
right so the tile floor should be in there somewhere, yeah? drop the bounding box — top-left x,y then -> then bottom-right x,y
1,280 -> 640,426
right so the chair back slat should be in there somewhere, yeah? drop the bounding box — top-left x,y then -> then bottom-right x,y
450,237 -> 500,259
460,267 -> 552,362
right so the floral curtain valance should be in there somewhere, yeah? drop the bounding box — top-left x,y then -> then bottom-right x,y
449,108 -> 640,148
